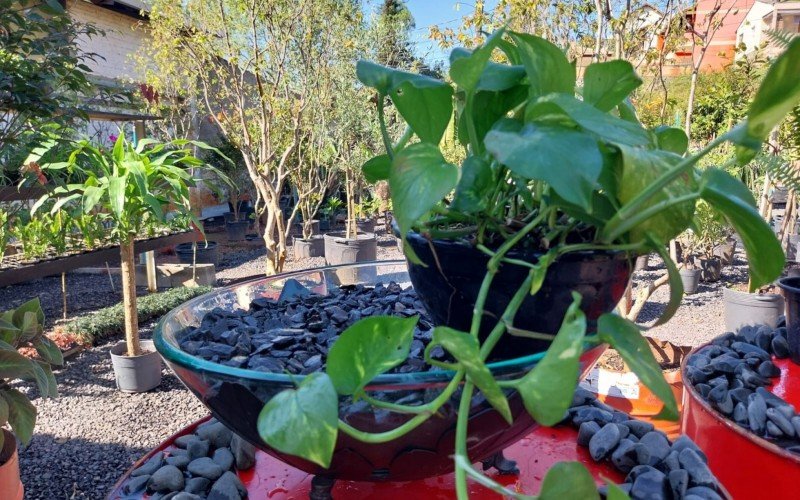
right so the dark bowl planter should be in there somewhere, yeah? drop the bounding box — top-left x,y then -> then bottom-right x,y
226,221 -> 249,242
699,256 -> 722,282
175,241 -> 219,267
778,276 -> 800,364
403,230 -> 633,359
679,268 -> 701,295
723,287 -> 784,332
153,262 -> 607,482
293,236 -> 325,259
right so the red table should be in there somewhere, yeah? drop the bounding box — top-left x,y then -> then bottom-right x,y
108,421 -> 623,499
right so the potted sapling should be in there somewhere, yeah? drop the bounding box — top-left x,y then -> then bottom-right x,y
694,200 -> 728,282
252,32 -> 800,496
33,136 -> 228,392
323,158 -> 377,276
677,231 -> 702,295
204,138 -> 251,241
0,298 -> 60,499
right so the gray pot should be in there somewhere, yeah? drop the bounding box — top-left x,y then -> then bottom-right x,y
713,240 -> 737,266
699,256 -> 722,282
680,268 -> 701,294
356,218 -> 376,234
323,232 -> 377,284
109,340 -> 162,393
723,287 -> 784,332
293,236 -> 325,259
225,221 -> 249,241
175,241 -> 219,267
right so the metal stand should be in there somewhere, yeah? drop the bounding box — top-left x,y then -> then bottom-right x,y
309,475 -> 336,500
481,450 -> 520,475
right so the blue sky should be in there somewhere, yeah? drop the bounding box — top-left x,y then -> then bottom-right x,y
363,0 -> 500,66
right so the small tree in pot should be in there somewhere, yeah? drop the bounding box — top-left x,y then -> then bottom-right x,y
33,136 -> 227,391
0,298 -> 60,499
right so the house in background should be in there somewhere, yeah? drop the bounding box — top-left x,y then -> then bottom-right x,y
737,0 -> 800,57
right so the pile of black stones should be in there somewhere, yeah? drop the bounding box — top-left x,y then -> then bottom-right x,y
122,418 -> 257,499
569,388 -> 725,499
177,279 -> 446,374
684,318 -> 800,454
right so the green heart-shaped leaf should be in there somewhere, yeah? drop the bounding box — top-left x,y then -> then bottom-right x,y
598,314 -> 678,421
583,60 -> 642,112
431,327 -> 512,424
515,292 -> 586,425
327,315 -> 418,395
538,462 -> 600,500
257,373 -> 338,468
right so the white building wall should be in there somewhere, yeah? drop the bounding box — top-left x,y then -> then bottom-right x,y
737,1 -> 775,56
67,0 -> 148,82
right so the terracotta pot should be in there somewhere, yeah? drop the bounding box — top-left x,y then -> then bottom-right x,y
585,367 -> 684,439
0,430 -> 23,500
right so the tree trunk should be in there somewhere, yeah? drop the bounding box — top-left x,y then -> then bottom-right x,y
262,194 -> 286,275
685,68 -> 699,137
120,239 -> 140,357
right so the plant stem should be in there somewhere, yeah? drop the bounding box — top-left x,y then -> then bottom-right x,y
479,271 -> 535,360
377,96 -> 394,160
337,369 -> 465,443
360,393 -> 438,414
393,126 -> 413,153
601,134 -> 727,241
557,241 -> 645,255
602,192 -> 701,243
464,92 -> 481,154
454,380 -> 474,499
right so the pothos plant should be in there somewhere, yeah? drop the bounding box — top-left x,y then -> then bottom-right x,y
257,31 -> 800,496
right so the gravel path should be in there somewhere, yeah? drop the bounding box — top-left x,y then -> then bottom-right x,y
2,224 -> 750,498
18,323 -> 208,499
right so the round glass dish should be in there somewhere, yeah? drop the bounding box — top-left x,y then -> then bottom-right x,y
155,260 -> 606,481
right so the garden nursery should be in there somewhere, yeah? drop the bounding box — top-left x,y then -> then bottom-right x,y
4,0 -> 800,498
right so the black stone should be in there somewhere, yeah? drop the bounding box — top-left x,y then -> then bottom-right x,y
186,438 -> 210,460
747,392 -> 768,435
277,279 -> 311,303
758,360 -> 781,378
756,387 -> 797,419
208,471 -> 246,500
630,470 -> 668,500
669,469 -> 689,499
125,475 -> 150,494
589,423 -> 621,461
685,486 -> 723,500
611,439 -> 638,472
678,448 -> 716,488
187,457 -> 224,480
132,453 -> 164,476
733,402 -> 748,426
671,435 -> 707,463
639,431 -> 670,466
577,421 -> 601,447
197,421 -> 233,449
183,477 -> 211,495
766,408 -> 796,437
230,434 -> 256,470
620,419 -> 654,438
148,465 -> 185,492
572,406 -> 614,427
165,455 -> 191,469
772,335 -> 791,359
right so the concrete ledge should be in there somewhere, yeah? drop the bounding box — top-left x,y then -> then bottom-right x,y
135,263 -> 216,288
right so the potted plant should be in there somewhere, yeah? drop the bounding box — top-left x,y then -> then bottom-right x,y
693,201 -> 728,282
0,298 -> 61,499
319,196 -> 344,231
33,136 -> 228,392
323,158 -> 377,277
253,32 -> 800,495
203,138 -> 251,242
293,192 -> 325,259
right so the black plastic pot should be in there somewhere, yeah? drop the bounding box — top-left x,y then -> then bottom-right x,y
324,232 -> 377,284
723,287 -> 784,332
356,218 -> 376,234
175,241 -> 220,267
403,230 -> 633,358
319,218 -> 331,231
779,277 -> 800,364
680,268 -> 701,294
699,256 -> 722,282
293,236 -> 325,259
714,240 -> 737,266
226,221 -> 249,242
109,340 -> 162,392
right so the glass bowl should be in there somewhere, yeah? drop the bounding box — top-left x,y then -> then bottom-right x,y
154,260 -> 607,482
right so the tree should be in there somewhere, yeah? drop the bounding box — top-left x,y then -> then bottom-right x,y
144,0 -> 367,274
0,0 -> 101,182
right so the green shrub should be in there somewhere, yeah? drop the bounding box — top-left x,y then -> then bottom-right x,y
65,286 -> 212,344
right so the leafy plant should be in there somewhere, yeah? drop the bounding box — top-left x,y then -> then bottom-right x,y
63,286 -> 212,345
0,298 -> 61,449
32,136 -> 229,357
320,197 -> 344,221
257,31 -> 800,497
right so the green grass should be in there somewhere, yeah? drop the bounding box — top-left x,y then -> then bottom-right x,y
64,286 -> 212,344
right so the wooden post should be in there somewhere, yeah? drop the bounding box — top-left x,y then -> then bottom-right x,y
61,272 -> 67,320
144,250 -> 157,293
120,239 -> 140,357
